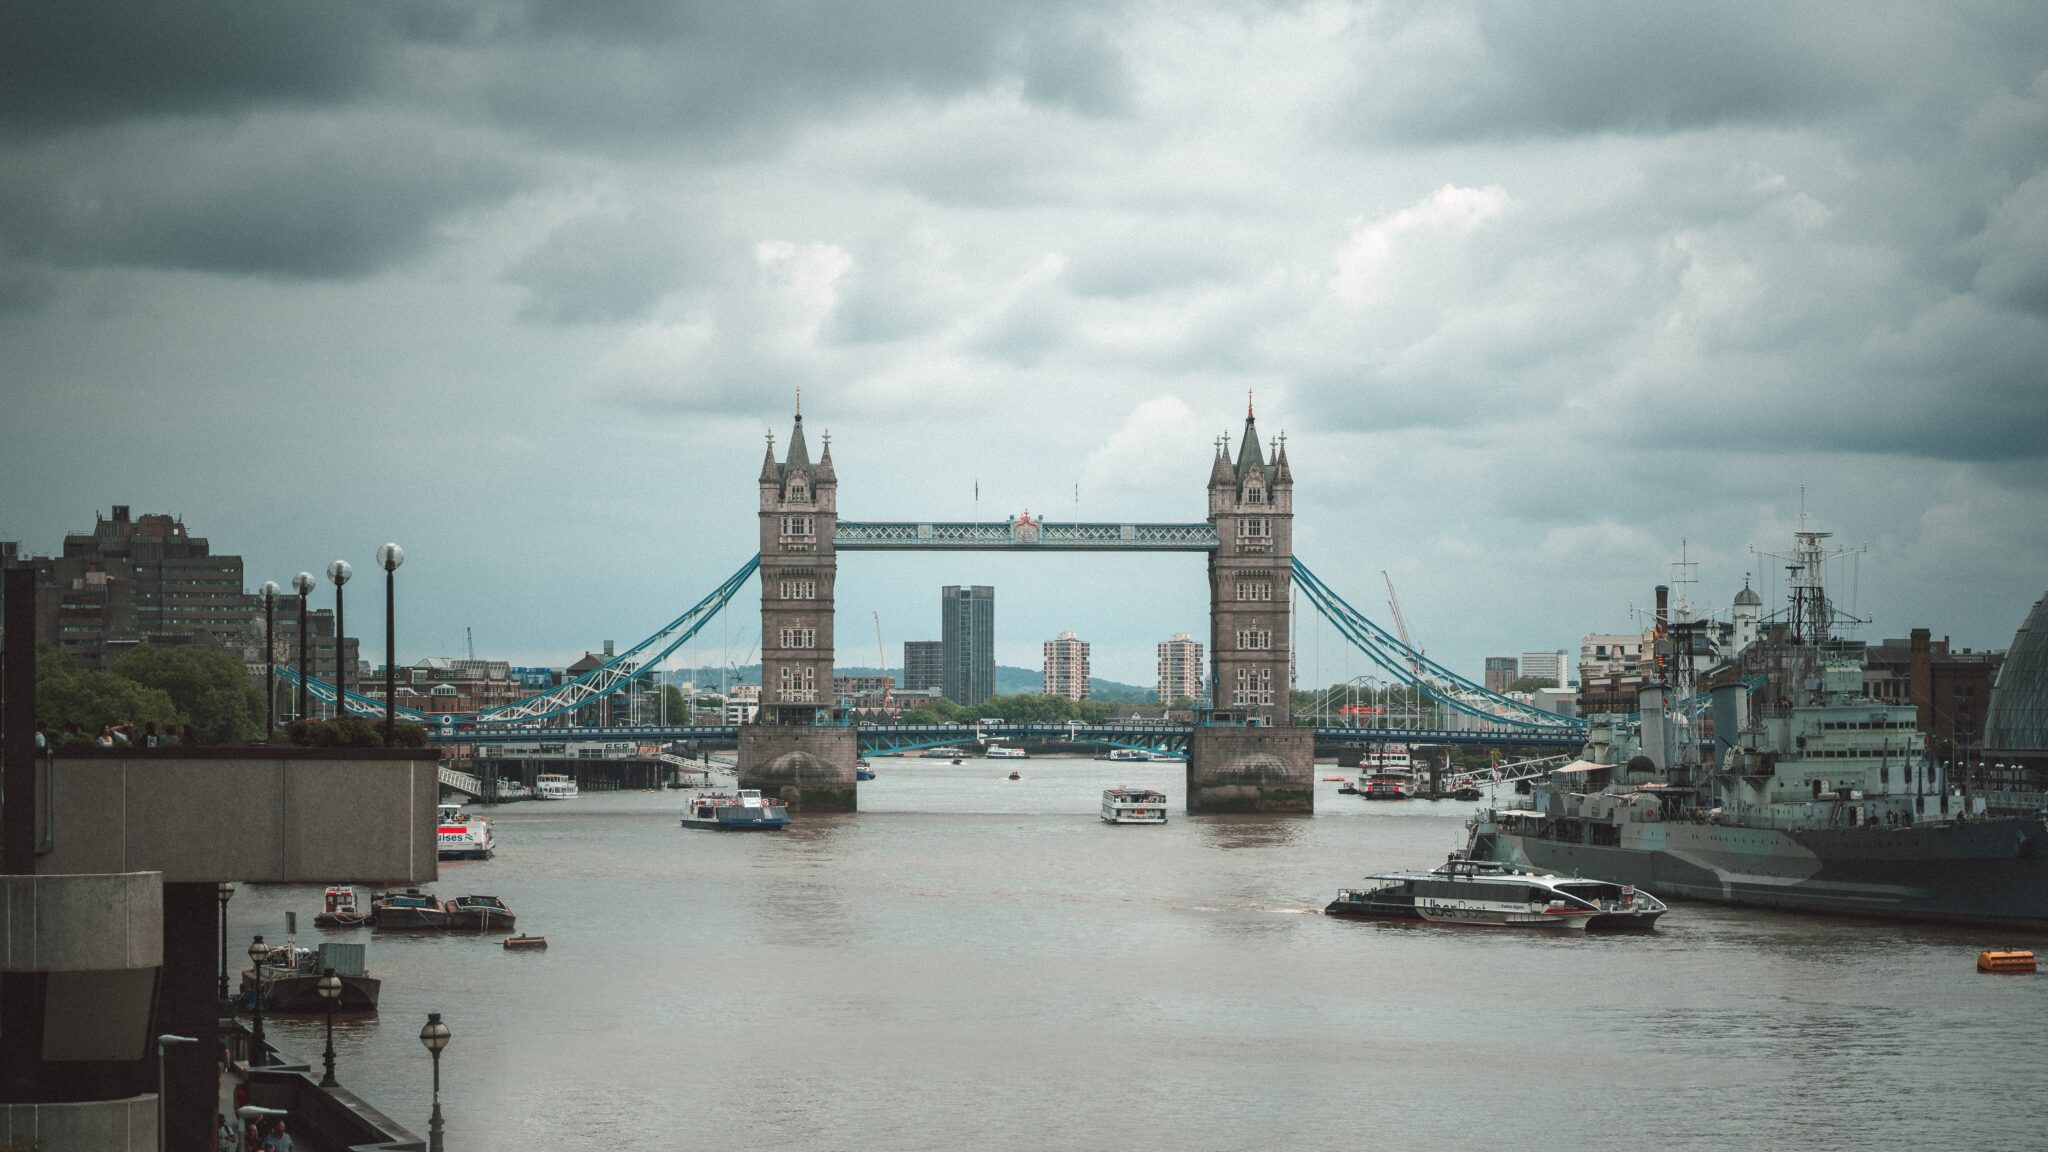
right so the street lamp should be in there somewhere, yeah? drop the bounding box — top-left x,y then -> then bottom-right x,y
156,1033 -> 198,1152
216,882 -> 235,1012
419,1011 -> 450,1152
261,582 -> 279,738
328,560 -> 352,719
377,544 -> 404,745
291,571 -> 315,725
317,968 -> 342,1087
246,936 -> 269,1066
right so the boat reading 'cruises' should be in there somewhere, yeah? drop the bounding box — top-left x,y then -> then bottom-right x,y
1101,786 -> 1169,824
680,789 -> 792,831
436,803 -> 495,860
1324,859 -> 1667,931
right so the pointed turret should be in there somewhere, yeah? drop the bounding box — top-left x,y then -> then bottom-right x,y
758,434 -> 781,484
784,412 -> 811,470
1208,435 -> 1234,487
815,429 -> 837,483
1235,409 -> 1265,480
1273,432 -> 1293,485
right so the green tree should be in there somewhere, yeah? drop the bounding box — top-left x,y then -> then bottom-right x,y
658,685 -> 690,723
35,645 -> 182,737
113,644 -> 263,743
1508,676 -> 1559,693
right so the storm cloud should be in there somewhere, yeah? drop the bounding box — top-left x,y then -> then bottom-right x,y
3,1 -> 2046,684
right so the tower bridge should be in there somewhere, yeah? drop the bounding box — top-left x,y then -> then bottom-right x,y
282,399 -> 1585,813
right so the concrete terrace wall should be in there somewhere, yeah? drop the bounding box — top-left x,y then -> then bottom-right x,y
36,748 -> 441,884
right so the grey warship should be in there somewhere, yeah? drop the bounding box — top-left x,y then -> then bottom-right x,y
1469,529 -> 2048,928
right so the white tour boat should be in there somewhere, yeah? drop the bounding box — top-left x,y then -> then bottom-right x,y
534,773 -> 580,800
436,803 -> 495,860
1100,748 -> 1153,762
1101,786 -> 1169,825
679,789 -> 791,831
986,745 -> 1028,759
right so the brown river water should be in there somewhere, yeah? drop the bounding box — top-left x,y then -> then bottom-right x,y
233,757 -> 2048,1151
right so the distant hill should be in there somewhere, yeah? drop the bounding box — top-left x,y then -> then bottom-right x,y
656,663 -> 1153,702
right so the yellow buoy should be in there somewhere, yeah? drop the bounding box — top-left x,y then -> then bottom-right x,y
1977,950 -> 2036,973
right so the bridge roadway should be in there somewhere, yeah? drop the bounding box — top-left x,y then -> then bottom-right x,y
441,721 -> 1585,752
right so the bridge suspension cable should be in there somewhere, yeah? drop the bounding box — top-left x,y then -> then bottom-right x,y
1291,559 -> 1586,734
277,555 -> 762,726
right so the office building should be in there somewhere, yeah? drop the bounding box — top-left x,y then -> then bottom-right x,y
1157,632 -> 1204,703
904,640 -> 944,692
941,584 -> 995,704
1520,649 -> 1569,686
1043,631 -> 1090,700
1484,656 -> 1518,692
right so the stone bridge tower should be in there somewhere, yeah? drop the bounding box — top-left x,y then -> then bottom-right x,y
1187,401 -> 1314,812
738,401 -> 858,811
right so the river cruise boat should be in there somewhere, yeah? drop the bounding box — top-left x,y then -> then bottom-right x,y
680,789 -> 791,831
444,894 -> 516,932
1101,786 -> 1169,824
1324,859 -> 1666,930
242,940 -> 380,1013
987,745 -> 1028,759
313,886 -> 368,928
1098,748 -> 1154,762
372,888 -> 449,931
534,773 -> 580,800
920,746 -> 966,759
436,803 -> 495,860
1359,770 -> 1416,800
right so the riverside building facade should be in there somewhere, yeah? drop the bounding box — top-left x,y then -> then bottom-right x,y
1043,631 -> 1090,700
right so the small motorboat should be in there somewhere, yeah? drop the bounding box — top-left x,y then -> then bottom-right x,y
444,894 -> 517,932
856,759 -> 876,781
372,888 -> 449,931
1451,786 -> 1484,801
313,886 -> 368,929
503,934 -> 548,950
952,758 -> 964,765
1006,771 -> 1020,780
680,789 -> 791,831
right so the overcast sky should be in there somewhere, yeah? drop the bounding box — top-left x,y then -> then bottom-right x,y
4,1 -> 2047,687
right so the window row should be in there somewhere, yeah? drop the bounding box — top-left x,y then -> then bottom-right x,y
778,666 -> 817,702
1235,580 -> 1273,601
778,628 -> 817,649
779,579 -> 817,600
1235,629 -> 1273,650
1231,667 -> 1275,706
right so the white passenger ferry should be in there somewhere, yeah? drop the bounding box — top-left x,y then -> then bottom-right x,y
436,803 -> 495,860
1412,859 -> 1664,929
680,789 -> 791,831
1101,786 -> 1169,825
986,745 -> 1028,759
534,773 -> 580,800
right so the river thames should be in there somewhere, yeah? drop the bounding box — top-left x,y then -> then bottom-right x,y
233,758 -> 2048,1151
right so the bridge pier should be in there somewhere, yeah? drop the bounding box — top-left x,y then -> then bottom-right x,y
738,724 -> 859,812
1186,725 -> 1314,813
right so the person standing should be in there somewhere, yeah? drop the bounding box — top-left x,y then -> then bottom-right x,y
216,1111 -> 238,1151
262,1117 -> 294,1151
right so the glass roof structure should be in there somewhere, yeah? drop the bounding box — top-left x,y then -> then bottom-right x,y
1984,591 -> 2048,752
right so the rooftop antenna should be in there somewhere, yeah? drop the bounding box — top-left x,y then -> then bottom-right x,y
1669,540 -> 1700,622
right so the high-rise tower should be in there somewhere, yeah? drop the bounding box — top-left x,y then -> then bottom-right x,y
1206,401 -> 1294,726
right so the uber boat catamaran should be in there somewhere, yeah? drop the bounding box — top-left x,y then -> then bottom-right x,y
680,789 -> 791,831
1324,859 -> 1667,930
534,773 -> 580,800
1101,786 -> 1169,824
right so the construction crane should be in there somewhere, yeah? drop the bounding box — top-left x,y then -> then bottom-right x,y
1383,571 -> 1424,679
874,611 -> 892,710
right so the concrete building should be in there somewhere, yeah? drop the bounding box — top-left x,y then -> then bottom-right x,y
1519,649 -> 1567,686
1042,631 -> 1090,700
5,506 -> 254,670
255,594 -> 358,716
834,673 -> 894,711
903,640 -> 944,692
1579,632 -> 1648,680
1484,656 -> 1519,692
1157,632 -> 1203,703
724,683 -> 761,724
941,585 -> 995,705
